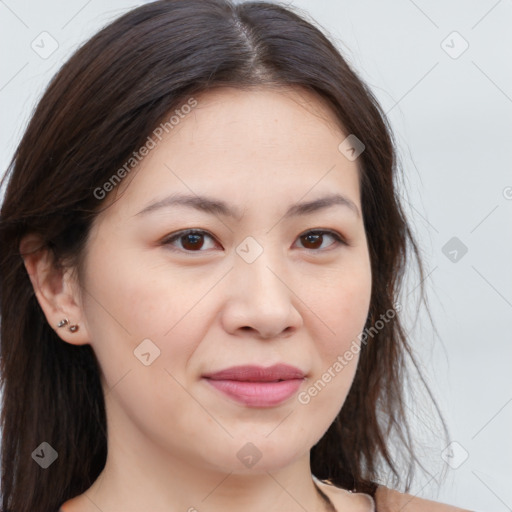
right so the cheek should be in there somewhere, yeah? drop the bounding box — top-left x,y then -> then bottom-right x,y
311,258 -> 372,356
79,247 -> 214,440
79,238 -> 218,386
299,258 -> 371,413
298,284 -> 369,437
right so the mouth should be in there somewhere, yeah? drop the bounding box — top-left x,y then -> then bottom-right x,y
202,364 -> 306,407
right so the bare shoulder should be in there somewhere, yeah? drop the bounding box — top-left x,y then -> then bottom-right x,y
59,494 -> 95,512
375,485 -> 474,512
315,479 -> 375,511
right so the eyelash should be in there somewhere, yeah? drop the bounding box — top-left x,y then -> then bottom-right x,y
161,229 -> 347,254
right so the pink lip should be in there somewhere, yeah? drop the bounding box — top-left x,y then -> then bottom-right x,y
202,364 -> 305,407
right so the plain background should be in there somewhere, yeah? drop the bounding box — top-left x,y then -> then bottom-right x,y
0,1 -> 511,510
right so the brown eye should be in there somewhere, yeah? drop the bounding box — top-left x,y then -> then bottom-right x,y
296,230 -> 345,251
181,233 -> 205,250
163,230 -> 218,252
300,232 -> 323,249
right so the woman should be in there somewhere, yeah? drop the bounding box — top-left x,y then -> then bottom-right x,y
0,1 -> 473,511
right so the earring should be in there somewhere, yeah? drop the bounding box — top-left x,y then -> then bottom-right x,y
57,318 -> 79,333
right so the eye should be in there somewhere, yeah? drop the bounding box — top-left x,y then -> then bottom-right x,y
161,229 -> 219,252
294,230 -> 346,251
161,228 -> 347,254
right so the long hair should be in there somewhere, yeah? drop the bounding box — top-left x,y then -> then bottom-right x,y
0,1 -> 447,510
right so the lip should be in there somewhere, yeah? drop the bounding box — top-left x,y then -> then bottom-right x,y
202,364 -> 306,407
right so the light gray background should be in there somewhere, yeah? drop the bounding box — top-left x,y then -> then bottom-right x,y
1,1 -> 511,510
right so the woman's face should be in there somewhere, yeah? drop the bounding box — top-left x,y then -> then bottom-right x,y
77,86 -> 372,474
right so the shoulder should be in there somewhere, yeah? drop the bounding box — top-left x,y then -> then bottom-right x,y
315,478 -> 375,511
374,485 -> 474,512
315,479 -> 474,512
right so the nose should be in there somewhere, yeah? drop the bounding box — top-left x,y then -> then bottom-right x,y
221,254 -> 303,340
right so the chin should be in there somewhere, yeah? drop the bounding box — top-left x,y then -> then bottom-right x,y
204,433 -> 313,475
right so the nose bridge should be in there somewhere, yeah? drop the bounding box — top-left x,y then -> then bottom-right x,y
223,238 -> 302,338
234,241 -> 288,304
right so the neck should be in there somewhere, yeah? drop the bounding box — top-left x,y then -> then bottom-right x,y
84,457 -> 332,512
77,414 -> 331,512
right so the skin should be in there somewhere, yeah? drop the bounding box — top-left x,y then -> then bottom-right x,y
21,87 -> 469,512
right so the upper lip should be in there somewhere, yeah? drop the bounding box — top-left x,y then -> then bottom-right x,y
202,364 -> 306,382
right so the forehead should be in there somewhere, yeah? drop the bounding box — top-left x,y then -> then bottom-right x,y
100,86 -> 361,219
191,85 -> 344,136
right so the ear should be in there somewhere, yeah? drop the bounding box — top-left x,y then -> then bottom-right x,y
20,234 -> 90,345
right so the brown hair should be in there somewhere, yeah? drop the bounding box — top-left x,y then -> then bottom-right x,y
0,1 -> 447,510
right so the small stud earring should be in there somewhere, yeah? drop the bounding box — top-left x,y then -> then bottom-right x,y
68,324 -> 79,333
57,318 -> 69,328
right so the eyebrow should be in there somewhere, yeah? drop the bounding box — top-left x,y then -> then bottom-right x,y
136,192 -> 360,220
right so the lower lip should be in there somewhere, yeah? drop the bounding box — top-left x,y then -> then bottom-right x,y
203,378 -> 303,407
